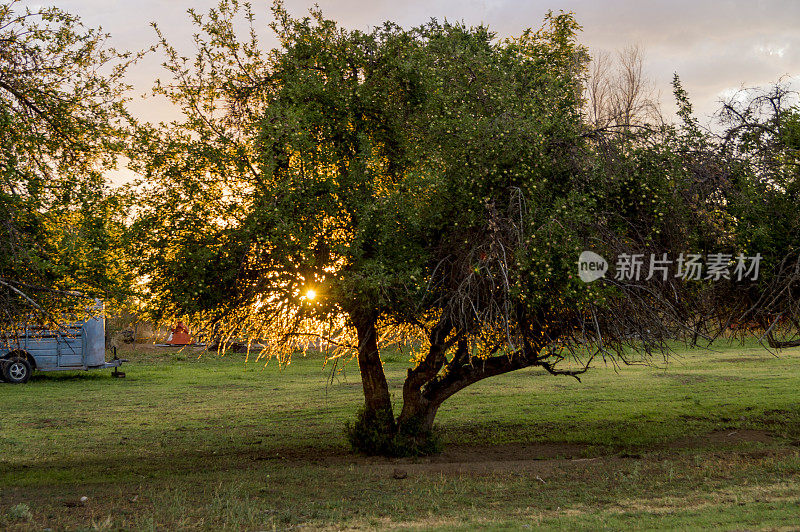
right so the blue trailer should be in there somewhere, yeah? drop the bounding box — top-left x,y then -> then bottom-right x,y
0,301 -> 125,384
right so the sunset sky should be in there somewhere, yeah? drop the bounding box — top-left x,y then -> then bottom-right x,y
21,0 -> 800,129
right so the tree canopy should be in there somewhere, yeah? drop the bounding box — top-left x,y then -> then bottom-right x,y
0,0 -> 133,327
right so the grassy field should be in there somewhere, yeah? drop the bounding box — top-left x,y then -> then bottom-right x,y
2,341 -> 800,530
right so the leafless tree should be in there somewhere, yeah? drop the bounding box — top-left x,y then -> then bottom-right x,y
585,44 -> 662,129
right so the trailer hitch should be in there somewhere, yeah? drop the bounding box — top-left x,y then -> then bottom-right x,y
111,347 -> 126,378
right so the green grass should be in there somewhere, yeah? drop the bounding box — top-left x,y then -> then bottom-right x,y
2,341 -> 800,530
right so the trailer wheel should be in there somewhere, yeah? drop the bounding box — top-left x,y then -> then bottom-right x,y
2,356 -> 31,384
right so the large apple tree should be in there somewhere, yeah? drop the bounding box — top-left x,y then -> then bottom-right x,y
131,1 -> 798,454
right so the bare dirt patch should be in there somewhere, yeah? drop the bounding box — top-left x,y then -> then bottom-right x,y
667,429 -> 774,449
245,441 -> 593,476
247,427 -> 780,478
359,429 -> 778,477
361,442 -> 596,476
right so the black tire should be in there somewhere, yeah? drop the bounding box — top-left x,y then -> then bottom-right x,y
2,356 -> 32,384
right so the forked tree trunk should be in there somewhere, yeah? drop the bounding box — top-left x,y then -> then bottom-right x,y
349,317 -> 550,453
348,309 -> 566,454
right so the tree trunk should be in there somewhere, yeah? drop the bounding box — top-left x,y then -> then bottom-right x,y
353,312 -> 394,424
396,390 -> 436,433
399,398 -> 441,434
397,321 -> 452,433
